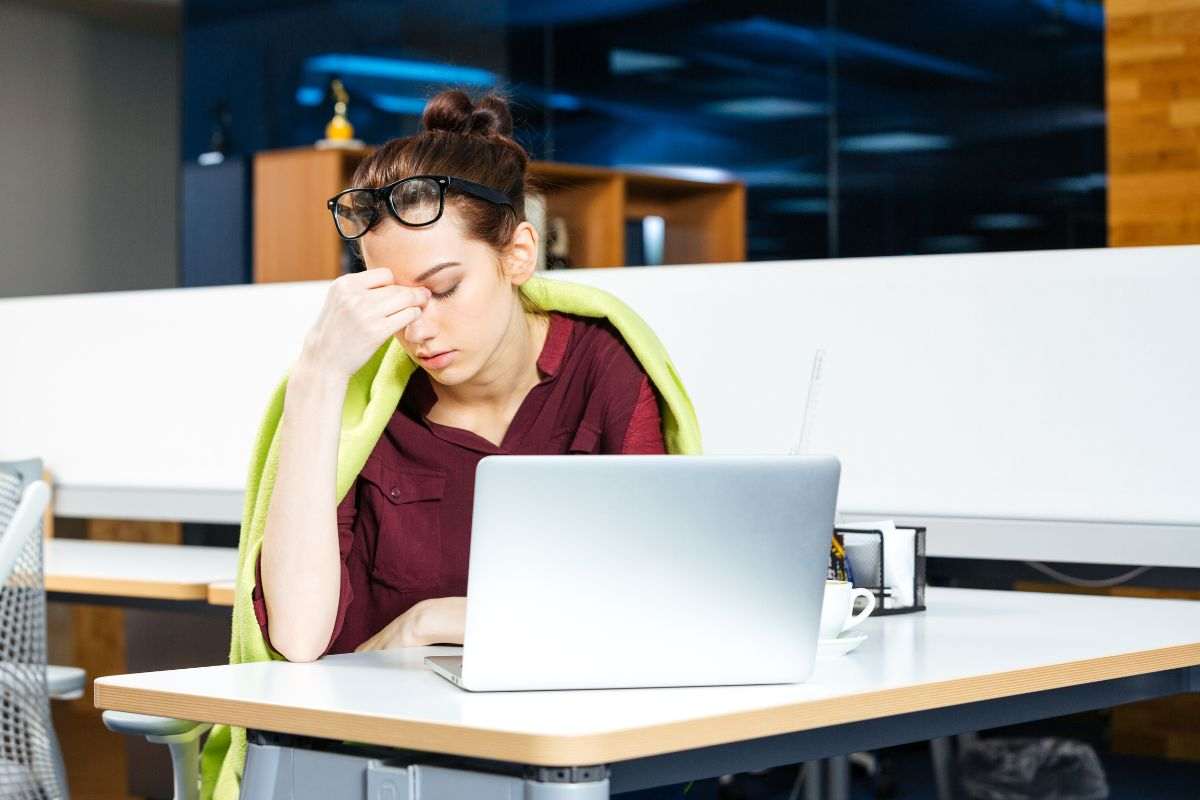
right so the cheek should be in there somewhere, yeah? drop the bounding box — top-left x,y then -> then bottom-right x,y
421,289 -> 497,351
455,274 -> 511,322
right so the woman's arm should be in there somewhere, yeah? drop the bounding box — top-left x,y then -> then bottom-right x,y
353,596 -> 467,652
257,269 -> 430,661
259,357 -> 349,662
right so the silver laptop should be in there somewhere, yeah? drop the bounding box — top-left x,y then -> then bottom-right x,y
426,454 -> 840,692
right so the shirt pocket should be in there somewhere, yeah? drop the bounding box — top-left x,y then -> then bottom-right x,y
358,460 -> 447,591
550,425 -> 601,454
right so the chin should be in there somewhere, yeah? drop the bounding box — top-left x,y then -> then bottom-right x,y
425,362 -> 472,386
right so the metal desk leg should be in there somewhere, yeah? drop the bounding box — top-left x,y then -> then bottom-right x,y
407,765 -> 611,799
242,742 -> 612,800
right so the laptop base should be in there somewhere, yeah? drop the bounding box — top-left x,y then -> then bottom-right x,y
425,655 -> 469,690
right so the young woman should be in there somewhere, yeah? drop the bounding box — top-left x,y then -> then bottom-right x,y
253,90 -> 669,663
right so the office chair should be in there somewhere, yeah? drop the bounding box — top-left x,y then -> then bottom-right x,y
0,465 -> 85,799
0,461 -> 197,800
101,711 -> 211,800
796,738 -> 966,799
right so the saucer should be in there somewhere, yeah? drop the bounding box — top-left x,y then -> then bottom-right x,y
816,633 -> 867,658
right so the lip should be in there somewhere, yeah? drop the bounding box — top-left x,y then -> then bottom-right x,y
417,350 -> 457,369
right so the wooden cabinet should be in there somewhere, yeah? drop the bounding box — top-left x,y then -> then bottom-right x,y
252,147 -> 745,283
252,147 -> 368,283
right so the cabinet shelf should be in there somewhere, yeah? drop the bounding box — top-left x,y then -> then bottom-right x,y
252,146 -> 744,283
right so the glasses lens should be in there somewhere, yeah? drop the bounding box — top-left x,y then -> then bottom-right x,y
390,178 -> 442,225
332,191 -> 377,238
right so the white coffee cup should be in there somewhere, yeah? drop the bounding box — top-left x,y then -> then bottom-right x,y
819,580 -> 876,640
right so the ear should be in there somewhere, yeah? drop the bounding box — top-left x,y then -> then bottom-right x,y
501,221 -> 540,287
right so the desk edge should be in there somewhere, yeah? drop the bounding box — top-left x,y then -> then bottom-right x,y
93,642 -> 1200,765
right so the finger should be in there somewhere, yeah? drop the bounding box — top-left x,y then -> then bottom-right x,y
362,288 -> 428,336
355,617 -> 401,652
351,267 -> 397,290
384,305 -> 422,336
370,284 -> 430,314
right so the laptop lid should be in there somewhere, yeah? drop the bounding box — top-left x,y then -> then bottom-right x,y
458,454 -> 840,691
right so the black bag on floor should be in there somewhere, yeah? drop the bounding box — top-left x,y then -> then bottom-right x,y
958,737 -> 1109,800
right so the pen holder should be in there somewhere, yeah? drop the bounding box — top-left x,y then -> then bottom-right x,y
833,525 -> 926,616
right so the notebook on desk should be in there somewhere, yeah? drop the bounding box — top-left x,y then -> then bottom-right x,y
425,454 -> 840,692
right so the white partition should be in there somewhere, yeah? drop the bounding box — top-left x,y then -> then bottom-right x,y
0,281 -> 324,522
2,245 -> 1198,563
557,246 -> 1200,526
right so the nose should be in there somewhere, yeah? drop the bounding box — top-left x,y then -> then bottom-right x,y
403,302 -> 437,346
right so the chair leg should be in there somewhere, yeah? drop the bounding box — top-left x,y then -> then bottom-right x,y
47,714 -> 70,800
803,761 -> 823,800
102,711 -> 211,800
848,750 -> 878,776
161,737 -> 203,800
930,736 -> 956,800
827,755 -> 850,800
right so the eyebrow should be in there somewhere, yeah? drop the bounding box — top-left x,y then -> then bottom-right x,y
414,262 -> 462,282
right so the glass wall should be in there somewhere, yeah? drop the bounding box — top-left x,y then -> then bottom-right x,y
182,0 -> 1105,279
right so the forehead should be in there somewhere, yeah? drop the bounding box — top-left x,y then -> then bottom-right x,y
359,205 -> 489,284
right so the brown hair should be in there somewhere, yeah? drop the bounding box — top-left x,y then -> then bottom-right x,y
351,88 -> 544,315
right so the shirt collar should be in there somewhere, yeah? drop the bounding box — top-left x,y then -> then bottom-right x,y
403,311 -> 572,423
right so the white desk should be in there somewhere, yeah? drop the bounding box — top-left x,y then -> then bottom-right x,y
94,588 -> 1200,798
45,539 -> 238,602
52,484 -> 244,524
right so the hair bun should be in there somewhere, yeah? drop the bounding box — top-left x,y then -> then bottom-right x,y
423,89 -> 513,138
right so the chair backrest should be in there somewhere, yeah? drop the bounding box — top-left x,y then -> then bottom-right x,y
40,468 -> 54,541
0,462 -> 62,799
0,478 -> 49,585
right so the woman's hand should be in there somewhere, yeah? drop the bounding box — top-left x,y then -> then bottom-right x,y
354,597 -> 467,652
300,267 -> 431,381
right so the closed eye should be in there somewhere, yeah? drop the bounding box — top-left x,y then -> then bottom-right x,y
431,283 -> 460,300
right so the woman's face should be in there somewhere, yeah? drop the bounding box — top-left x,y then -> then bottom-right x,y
359,203 -> 532,387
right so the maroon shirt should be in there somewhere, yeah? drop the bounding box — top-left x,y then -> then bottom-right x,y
253,311 -> 666,655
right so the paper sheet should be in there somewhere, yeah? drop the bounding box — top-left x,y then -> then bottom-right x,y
840,519 -> 916,609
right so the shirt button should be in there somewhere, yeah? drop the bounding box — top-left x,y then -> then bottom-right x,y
388,487 -> 402,501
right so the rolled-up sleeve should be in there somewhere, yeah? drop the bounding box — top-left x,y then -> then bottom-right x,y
620,375 -> 667,454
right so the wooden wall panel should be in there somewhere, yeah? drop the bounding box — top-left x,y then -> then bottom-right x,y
1106,0 -> 1200,245
1103,0 -> 1200,760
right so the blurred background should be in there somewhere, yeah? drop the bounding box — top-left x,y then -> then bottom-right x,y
2,0 -> 1126,300
4,3 -> 1200,799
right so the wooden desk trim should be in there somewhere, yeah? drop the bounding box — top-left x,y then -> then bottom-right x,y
45,539 -> 238,602
46,574 -> 212,601
94,642 -> 1200,766
207,581 -> 235,607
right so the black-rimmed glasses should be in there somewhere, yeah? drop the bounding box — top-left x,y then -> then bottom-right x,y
327,175 -> 515,240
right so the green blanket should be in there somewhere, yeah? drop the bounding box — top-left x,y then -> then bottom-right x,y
200,275 -> 703,799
